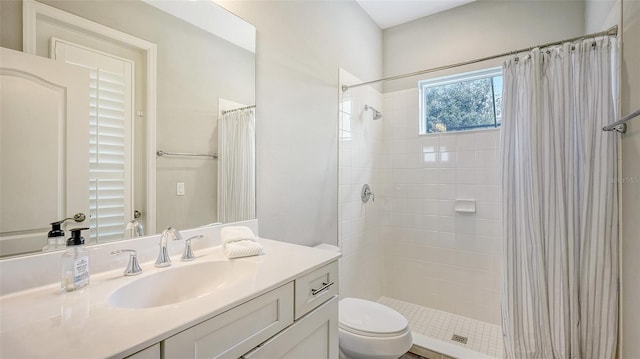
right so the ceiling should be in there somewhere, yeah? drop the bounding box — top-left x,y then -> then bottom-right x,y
356,0 -> 476,29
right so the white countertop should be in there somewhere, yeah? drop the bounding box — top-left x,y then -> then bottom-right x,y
0,238 -> 339,358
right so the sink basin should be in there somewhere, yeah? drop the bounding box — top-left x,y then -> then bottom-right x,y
109,261 -> 257,309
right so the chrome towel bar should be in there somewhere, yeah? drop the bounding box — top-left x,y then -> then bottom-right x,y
156,150 -> 218,159
603,108 -> 640,134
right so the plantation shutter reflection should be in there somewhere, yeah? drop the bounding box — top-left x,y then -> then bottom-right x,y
90,68 -> 127,241
53,39 -> 133,242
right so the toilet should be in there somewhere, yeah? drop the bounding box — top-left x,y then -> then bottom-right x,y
338,298 -> 413,359
313,244 -> 413,359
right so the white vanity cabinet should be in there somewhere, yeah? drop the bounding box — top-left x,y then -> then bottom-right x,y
161,261 -> 339,359
243,297 -> 339,359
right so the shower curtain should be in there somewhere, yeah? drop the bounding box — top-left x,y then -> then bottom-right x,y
217,108 -> 256,223
501,37 -> 619,359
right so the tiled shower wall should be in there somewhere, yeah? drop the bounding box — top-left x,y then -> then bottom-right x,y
381,88 -> 503,325
338,70 -> 384,301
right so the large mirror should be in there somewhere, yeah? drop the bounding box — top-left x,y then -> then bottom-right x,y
0,0 -> 256,258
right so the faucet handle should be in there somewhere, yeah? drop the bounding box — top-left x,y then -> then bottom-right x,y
111,249 -> 143,276
181,235 -> 204,261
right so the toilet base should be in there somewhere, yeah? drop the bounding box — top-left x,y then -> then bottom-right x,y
339,348 -> 408,359
338,327 -> 413,359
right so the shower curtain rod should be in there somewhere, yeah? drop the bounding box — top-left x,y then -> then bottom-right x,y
341,25 -> 618,92
221,105 -> 256,115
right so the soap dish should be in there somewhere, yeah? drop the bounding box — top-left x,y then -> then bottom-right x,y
454,199 -> 476,213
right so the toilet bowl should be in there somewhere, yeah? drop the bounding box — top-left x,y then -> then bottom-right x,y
312,244 -> 413,359
338,298 -> 413,359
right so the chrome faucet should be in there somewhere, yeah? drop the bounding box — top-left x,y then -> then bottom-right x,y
155,227 -> 184,267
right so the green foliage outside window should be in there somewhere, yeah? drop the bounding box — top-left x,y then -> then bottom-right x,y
421,69 -> 503,133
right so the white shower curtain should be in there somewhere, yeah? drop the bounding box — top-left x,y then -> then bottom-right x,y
217,108 -> 256,223
501,37 -> 619,359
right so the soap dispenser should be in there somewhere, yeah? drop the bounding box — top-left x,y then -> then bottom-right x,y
43,221 -> 65,252
61,227 -> 90,292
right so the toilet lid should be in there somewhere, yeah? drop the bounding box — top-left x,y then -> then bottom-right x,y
339,298 -> 408,335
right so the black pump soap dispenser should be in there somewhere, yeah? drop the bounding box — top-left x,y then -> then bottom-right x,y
61,227 -> 90,292
44,221 -> 67,251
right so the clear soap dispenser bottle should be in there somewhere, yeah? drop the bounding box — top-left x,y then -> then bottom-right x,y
61,227 -> 90,292
43,221 -> 65,252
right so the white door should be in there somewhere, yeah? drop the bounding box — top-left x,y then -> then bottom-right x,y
52,39 -> 134,243
0,47 -> 90,256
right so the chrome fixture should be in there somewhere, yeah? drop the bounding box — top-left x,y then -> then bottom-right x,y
111,249 -> 142,276
361,184 -> 375,203
603,108 -> 640,134
53,213 -> 86,225
155,227 -> 184,267
181,235 -> 204,261
364,104 -> 382,120
221,104 -> 255,115
124,211 -> 144,239
156,149 -> 218,159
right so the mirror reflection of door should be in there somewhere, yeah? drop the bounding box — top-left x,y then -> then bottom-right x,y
0,47 -> 90,256
52,38 -> 134,243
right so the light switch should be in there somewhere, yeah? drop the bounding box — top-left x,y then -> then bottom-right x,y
176,182 -> 185,196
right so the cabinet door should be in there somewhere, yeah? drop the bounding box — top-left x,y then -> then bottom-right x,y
243,296 -> 339,359
163,282 -> 293,359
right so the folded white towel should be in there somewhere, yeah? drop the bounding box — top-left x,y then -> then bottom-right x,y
224,239 -> 263,259
220,226 -> 257,244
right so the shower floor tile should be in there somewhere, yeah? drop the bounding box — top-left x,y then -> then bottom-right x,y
379,297 -> 503,359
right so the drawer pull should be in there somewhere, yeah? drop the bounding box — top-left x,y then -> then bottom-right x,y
311,281 -> 334,296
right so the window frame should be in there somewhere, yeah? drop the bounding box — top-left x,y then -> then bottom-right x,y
419,67 -> 503,135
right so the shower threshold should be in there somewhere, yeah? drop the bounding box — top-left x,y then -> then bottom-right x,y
379,297 -> 503,359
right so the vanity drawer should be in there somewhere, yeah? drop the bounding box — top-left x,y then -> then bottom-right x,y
294,261 -> 338,319
163,282 -> 294,359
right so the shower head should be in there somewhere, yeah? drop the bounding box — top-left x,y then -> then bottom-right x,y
364,104 -> 382,120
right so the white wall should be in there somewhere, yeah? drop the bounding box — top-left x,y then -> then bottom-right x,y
338,69 -> 385,300
218,1 -> 383,247
586,0 -> 640,357
383,0 -> 585,92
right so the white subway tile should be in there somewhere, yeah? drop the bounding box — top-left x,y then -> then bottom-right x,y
476,201 -> 501,219
476,149 -> 499,168
437,184 -> 456,200
437,168 -> 457,184
456,184 -> 475,199
473,168 -> 500,185
421,215 -> 439,231
456,132 -> 476,150
423,199 -> 438,215
423,168 -> 438,184
438,151 -> 457,167
475,185 -> 501,202
437,216 -> 456,233
455,215 -> 477,235
422,152 -> 438,167
438,135 -> 457,152
456,168 -> 476,184
456,150 -> 476,167
421,136 -> 439,153
437,200 -> 456,216
476,219 -> 502,237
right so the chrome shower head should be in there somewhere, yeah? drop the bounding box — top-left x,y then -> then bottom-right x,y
364,104 -> 382,120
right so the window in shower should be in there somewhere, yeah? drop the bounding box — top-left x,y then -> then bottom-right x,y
419,67 -> 503,134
